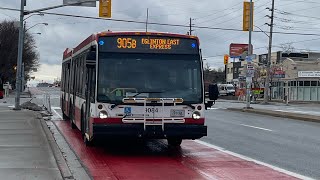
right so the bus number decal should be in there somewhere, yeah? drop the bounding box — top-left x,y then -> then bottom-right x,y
145,107 -> 159,113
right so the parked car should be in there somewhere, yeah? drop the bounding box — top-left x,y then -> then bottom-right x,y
218,84 -> 235,96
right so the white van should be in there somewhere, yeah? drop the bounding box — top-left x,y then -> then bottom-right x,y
218,84 -> 235,96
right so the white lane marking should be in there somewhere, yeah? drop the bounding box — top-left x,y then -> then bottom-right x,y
195,140 -> 315,180
52,108 -> 63,119
0,110 -> 13,113
207,107 -> 227,110
52,106 -> 61,110
240,124 -> 273,132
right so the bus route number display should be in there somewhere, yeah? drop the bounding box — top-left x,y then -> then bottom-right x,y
99,36 -> 199,54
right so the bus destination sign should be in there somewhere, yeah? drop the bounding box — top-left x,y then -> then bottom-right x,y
98,35 -> 199,54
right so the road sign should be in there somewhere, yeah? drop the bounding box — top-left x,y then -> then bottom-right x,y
63,0 -> 97,7
246,70 -> 255,77
246,63 -> 255,78
246,56 -> 252,62
99,0 -> 112,18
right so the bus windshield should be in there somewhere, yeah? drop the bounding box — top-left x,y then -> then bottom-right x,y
97,53 -> 202,104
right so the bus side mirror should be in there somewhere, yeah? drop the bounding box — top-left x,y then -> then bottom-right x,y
205,84 -> 219,109
209,84 -> 219,100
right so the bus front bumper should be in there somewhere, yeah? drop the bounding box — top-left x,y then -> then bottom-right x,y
93,124 -> 207,139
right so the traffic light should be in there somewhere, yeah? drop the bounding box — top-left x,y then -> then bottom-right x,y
99,0 -> 112,18
243,2 -> 254,31
224,54 -> 229,65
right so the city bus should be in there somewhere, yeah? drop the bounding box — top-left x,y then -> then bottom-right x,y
61,31 -> 218,146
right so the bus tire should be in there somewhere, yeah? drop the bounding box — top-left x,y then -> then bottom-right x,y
167,138 -> 182,147
61,98 -> 68,120
62,112 -> 68,120
70,119 -> 77,129
84,135 -> 94,147
81,109 -> 85,137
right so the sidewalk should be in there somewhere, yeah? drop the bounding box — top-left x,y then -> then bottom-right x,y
0,106 -> 63,180
219,100 -> 320,123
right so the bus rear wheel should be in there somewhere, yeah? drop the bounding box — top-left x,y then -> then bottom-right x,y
167,138 -> 182,147
70,119 -> 77,129
84,135 -> 94,147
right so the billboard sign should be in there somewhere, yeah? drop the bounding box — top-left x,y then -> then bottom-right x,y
229,43 -> 253,58
63,0 -> 97,7
298,71 -> 320,77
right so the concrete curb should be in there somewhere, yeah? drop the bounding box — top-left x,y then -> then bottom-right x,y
38,114 -> 74,180
227,108 -> 320,123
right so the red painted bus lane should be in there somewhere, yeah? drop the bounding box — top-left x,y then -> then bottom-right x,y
54,121 -> 299,180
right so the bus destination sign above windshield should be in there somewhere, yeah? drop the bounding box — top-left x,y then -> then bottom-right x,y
98,36 -> 199,54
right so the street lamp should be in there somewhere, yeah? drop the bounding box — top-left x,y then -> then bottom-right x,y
18,23 -> 48,93
30,32 -> 42,35
24,13 -> 44,21
25,23 -> 48,32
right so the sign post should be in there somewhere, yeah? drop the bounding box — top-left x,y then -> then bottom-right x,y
245,0 -> 254,109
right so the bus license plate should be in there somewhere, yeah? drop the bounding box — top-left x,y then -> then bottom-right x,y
170,110 -> 185,117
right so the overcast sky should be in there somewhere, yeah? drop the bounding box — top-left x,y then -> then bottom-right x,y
1,0 -> 320,83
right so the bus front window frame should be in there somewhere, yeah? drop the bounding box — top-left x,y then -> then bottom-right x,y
96,53 -> 203,105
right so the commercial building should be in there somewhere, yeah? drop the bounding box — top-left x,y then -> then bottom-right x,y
226,51 -> 320,102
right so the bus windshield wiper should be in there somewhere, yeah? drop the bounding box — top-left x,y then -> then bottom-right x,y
132,91 -> 163,98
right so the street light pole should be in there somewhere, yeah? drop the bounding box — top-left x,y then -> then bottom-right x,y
14,0 -> 95,110
14,0 -> 25,110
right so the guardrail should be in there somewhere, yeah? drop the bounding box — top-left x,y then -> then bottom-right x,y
43,93 -> 52,115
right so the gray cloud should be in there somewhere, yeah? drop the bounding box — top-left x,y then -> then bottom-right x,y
1,0 -> 320,71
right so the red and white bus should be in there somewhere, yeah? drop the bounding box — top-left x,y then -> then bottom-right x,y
61,31 -> 218,146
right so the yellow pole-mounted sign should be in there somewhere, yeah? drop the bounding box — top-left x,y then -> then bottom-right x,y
99,0 -> 111,18
243,1 -> 254,31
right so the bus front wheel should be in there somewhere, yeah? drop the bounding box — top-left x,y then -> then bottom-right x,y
167,138 -> 182,147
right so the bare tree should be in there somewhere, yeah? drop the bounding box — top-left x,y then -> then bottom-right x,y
280,43 -> 295,53
0,20 -> 39,87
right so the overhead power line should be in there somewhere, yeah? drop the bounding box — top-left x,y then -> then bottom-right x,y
2,6 -> 320,37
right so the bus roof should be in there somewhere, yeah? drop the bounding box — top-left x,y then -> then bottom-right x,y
63,31 -> 199,60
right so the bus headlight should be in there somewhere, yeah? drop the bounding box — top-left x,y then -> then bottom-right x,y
192,111 -> 201,120
99,111 -> 108,119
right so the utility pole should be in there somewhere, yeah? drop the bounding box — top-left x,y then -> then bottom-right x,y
189,18 -> 193,35
246,0 -> 253,109
146,8 -> 149,32
263,0 -> 275,104
14,0 -> 25,110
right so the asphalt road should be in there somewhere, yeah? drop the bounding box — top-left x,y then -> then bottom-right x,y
41,87 -> 320,179
203,107 -> 320,179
